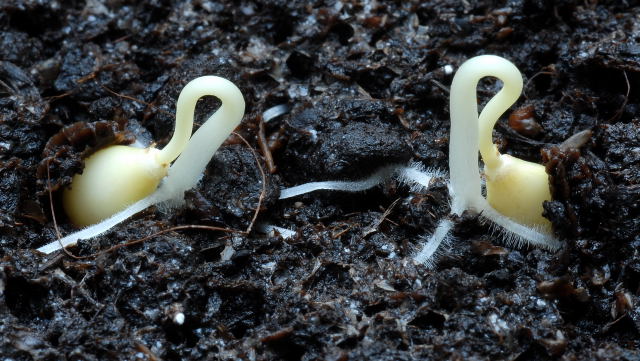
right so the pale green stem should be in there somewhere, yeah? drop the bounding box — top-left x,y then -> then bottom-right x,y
449,55 -> 523,214
161,76 -> 245,200
157,76 -> 241,165
476,58 -> 523,169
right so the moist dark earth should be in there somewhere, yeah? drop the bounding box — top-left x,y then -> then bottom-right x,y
1,0 -> 640,360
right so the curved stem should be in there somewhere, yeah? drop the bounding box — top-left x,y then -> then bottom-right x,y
157,83 -> 195,165
157,76 -> 237,165
449,55 -> 523,213
161,76 -> 245,200
476,58 -> 523,170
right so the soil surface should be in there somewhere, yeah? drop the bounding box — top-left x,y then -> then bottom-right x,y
1,1 -> 640,360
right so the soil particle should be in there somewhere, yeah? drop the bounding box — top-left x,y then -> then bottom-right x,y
283,97 -> 411,181
600,122 -> 640,184
36,120 -> 134,194
0,60 -> 49,123
0,159 -> 23,227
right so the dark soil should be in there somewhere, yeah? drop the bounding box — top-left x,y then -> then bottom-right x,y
1,1 -> 639,360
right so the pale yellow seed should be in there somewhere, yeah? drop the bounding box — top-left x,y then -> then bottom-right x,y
485,154 -> 552,232
63,145 -> 168,227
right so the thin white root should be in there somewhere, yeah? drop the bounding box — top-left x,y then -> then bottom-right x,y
279,165 -> 399,199
396,162 -> 444,192
37,193 -> 165,254
279,163 -> 561,268
279,163 -> 447,200
414,219 -> 454,268
478,205 -> 562,251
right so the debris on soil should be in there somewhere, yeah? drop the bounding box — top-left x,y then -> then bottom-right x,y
36,120 -> 134,194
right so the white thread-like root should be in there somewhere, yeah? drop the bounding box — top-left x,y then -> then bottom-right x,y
396,162 -> 444,192
414,219 -> 454,268
279,165 -> 399,199
478,205 -> 561,250
37,193 -> 166,254
280,163 -> 447,200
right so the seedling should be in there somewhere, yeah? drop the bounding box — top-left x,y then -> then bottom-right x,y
446,55 -> 558,254
38,76 -> 245,254
449,55 -> 552,231
277,55 -> 560,267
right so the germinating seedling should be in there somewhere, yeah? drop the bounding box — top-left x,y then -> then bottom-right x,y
38,76 -> 245,254
277,55 -> 560,267
449,55 -> 552,231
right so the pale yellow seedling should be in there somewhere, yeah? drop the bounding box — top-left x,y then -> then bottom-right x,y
449,55 -> 551,232
62,76 -> 243,227
38,76 -> 244,254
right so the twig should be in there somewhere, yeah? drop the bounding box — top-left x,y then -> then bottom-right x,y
44,90 -> 74,101
70,224 -> 240,260
429,79 -> 450,93
523,67 -> 556,99
331,223 -> 356,239
257,117 -> 277,173
47,159 -> 82,260
100,84 -> 173,117
135,342 -> 160,361
363,198 -> 400,238
606,70 -> 630,123
232,131 -> 267,234
92,225 -> 239,258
